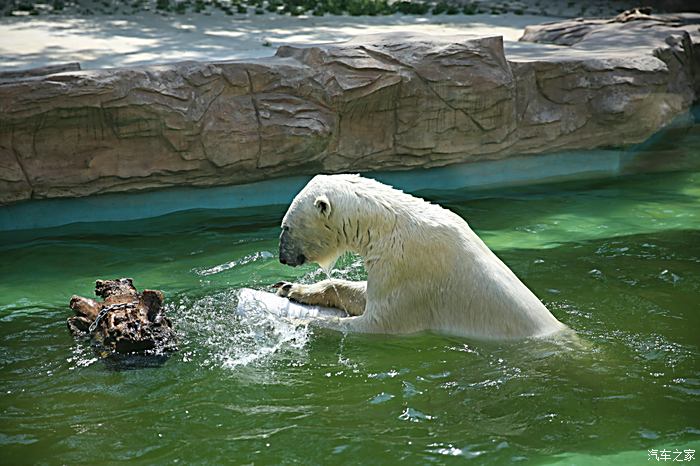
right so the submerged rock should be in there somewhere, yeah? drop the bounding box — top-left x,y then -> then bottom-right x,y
68,278 -> 177,357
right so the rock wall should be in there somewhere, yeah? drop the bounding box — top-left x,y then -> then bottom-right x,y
1,12 -> 698,205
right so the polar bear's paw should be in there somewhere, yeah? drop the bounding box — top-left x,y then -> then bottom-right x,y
272,280 -> 366,317
272,281 -> 303,301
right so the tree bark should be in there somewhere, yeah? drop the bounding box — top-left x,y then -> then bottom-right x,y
68,278 -> 177,355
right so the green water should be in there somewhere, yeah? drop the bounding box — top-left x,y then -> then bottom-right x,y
1,170 -> 699,465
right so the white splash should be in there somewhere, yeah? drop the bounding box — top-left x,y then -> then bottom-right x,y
195,251 -> 273,276
172,288 -> 311,370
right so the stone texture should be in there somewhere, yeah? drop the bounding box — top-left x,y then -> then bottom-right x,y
1,13 -> 699,205
0,62 -> 80,81
519,11 -> 700,99
508,10 -> 700,155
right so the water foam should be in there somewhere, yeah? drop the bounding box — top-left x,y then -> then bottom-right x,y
172,288 -> 311,370
194,251 -> 274,276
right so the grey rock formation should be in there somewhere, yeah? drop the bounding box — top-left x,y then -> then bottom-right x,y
0,62 -> 81,82
519,11 -> 700,98
1,13 -> 698,205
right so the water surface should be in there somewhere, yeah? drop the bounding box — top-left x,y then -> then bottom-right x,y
1,170 -> 698,465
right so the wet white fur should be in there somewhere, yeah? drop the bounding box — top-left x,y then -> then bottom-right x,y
280,174 -> 567,340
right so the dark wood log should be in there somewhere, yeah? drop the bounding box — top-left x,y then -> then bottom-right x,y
68,278 -> 177,356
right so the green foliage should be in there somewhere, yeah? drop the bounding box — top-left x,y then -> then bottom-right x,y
432,0 -> 458,15
345,0 -> 363,16
266,0 -> 281,12
19,0 -> 463,18
393,0 -> 429,15
347,0 -> 389,16
377,0 -> 391,15
324,0 -> 345,15
431,1 -> 447,14
462,3 -> 477,14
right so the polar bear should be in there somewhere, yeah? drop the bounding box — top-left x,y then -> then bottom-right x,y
275,174 -> 567,339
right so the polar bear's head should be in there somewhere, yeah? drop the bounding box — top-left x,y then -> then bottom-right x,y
279,175 -> 347,271
279,174 -> 402,270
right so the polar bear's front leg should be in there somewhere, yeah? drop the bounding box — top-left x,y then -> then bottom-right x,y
274,279 -> 366,316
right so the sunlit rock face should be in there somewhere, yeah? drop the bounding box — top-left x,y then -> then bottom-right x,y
1,12 -> 698,205
511,11 -> 699,157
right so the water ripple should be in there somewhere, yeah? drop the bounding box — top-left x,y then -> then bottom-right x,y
194,251 -> 274,276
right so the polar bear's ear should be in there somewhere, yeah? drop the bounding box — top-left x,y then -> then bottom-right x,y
314,195 -> 331,217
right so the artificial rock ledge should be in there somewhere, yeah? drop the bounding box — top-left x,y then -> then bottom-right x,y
0,12 -> 698,205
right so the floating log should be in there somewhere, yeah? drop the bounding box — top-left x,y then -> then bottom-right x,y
68,278 -> 177,356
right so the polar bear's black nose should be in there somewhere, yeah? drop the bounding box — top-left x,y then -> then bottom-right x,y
279,252 -> 306,267
279,227 -> 307,267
